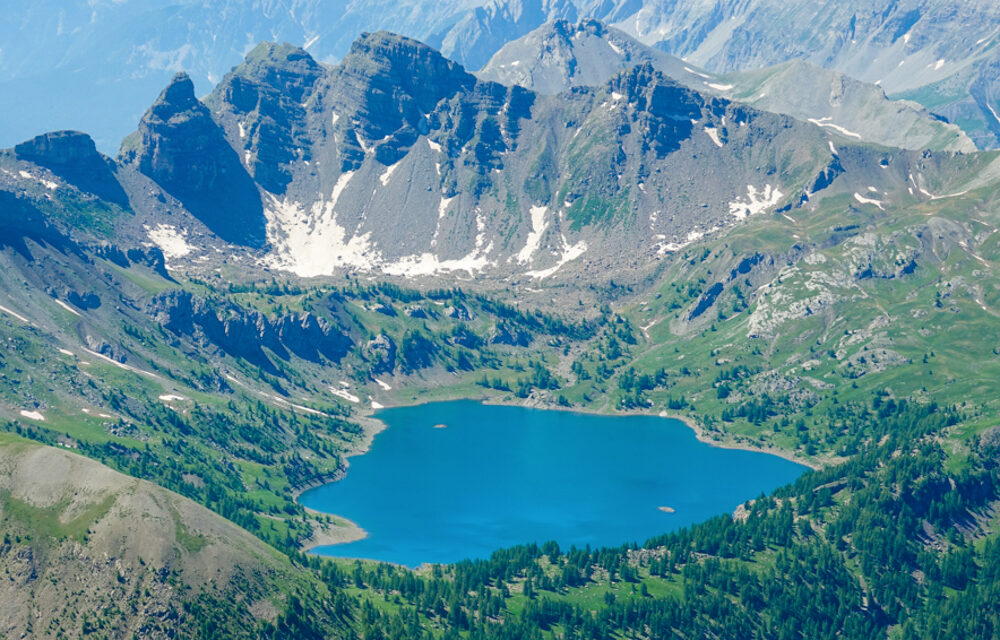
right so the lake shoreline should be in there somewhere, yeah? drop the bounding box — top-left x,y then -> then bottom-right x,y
294,414 -> 387,551
295,393 -> 820,553
475,396 -> 824,471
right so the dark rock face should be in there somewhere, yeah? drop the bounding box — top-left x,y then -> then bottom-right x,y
121,73 -> 265,247
208,43 -> 325,194
364,333 -> 397,374
146,291 -> 351,370
488,322 -> 532,347
444,304 -> 474,321
326,31 -> 480,169
14,131 -> 129,207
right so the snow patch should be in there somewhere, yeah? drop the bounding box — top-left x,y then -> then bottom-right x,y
853,193 -> 885,210
703,127 -> 723,147
608,41 -> 623,55
19,410 -> 44,421
264,188 -> 380,278
330,387 -> 360,403
611,91 -> 624,101
146,224 -> 193,261
374,378 -> 392,391
438,196 -> 455,219
58,348 -> 74,356
378,162 -> 398,186
0,304 -> 30,324
807,117 -> 862,139
53,299 -> 81,317
525,235 -> 587,279
728,184 -> 783,220
828,141 -> 838,155
427,138 -> 442,152
371,400 -> 385,409
18,170 -> 58,190
706,82 -> 733,91
684,66 -> 712,79
158,394 -> 185,401
516,206 -> 549,263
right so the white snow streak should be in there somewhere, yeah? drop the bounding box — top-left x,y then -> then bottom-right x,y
516,206 -> 549,263
807,117 -> 862,139
703,127 -> 724,147
728,184 -> 783,220
853,193 -> 886,210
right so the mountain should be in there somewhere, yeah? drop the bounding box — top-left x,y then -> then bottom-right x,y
440,0 -> 579,71
0,0 -> 479,152
0,31 -> 979,285
477,18 -> 705,93
0,434 -> 344,638
479,20 -> 976,153
114,32 -> 947,283
601,0 -> 1000,148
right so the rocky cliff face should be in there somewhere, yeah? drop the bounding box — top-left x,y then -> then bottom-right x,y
146,290 -> 352,370
3,29 -> 960,285
120,72 -> 266,247
14,130 -> 130,207
207,43 -> 326,195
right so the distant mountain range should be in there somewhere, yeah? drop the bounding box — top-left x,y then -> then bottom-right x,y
3,0 -> 1000,151
479,19 -> 975,153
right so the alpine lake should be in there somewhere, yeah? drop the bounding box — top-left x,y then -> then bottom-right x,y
300,400 -> 807,567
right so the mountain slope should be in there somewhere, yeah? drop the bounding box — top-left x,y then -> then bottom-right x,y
477,18 -> 705,93
0,434 -> 344,639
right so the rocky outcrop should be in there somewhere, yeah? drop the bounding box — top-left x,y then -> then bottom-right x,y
324,31 -> 478,169
363,333 -> 397,374
488,322 -> 533,347
120,73 -> 265,247
14,131 -> 130,207
145,291 -> 351,369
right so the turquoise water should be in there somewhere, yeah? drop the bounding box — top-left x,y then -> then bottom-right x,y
301,400 -> 807,567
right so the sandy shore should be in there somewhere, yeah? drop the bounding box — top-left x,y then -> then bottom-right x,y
294,412 -> 388,551
300,507 -> 367,552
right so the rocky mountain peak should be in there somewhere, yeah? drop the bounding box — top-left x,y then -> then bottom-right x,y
338,31 -> 477,116
148,72 -> 202,123
121,72 -> 266,247
207,42 -> 325,194
15,130 -> 103,167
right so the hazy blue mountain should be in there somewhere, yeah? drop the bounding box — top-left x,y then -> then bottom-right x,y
480,20 -> 975,153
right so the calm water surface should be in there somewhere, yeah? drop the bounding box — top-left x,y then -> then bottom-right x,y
300,400 -> 806,566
